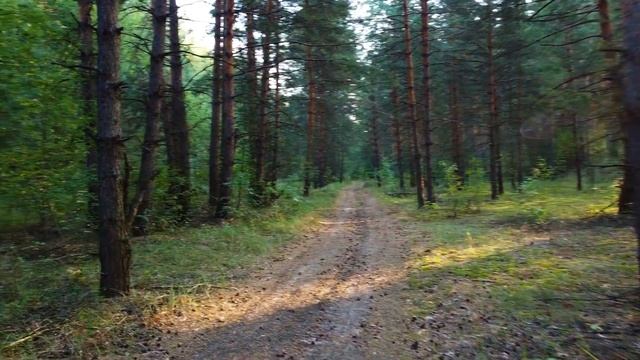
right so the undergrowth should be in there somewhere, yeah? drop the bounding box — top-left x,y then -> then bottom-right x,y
377,176 -> 639,359
0,182 -> 343,358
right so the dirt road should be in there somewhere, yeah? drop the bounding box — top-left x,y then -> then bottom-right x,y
158,184 -> 417,359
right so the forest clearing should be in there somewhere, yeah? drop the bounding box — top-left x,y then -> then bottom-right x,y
1,0 -> 640,358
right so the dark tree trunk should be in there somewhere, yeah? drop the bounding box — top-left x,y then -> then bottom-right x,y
216,0 -> 236,219
369,97 -> 382,187
621,0 -> 640,281
391,88 -> 405,190
78,0 -> 98,225
564,37 -> 583,191
268,20 -> 281,187
598,0 -> 633,212
487,2 -> 500,200
209,0 -> 223,214
129,0 -> 168,236
254,0 -> 273,205
303,44 -> 316,197
402,0 -> 425,208
420,0 -> 435,202
166,0 -> 190,220
96,0 -> 130,297
246,5 -> 263,204
449,78 -> 464,185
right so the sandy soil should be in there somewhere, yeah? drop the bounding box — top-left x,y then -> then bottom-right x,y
150,184 -> 418,359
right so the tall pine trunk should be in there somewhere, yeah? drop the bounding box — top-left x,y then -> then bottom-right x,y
167,0 -> 190,220
487,2 -> 500,200
621,0 -> 640,282
449,78 -> 464,184
216,0 -> 236,219
255,0 -> 273,205
129,0 -> 168,235
209,0 -> 223,214
78,0 -> 98,224
96,0 -> 130,297
420,0 -> 435,202
391,87 -> 405,190
303,44 -> 316,197
402,0 -> 425,208
369,97 -> 382,187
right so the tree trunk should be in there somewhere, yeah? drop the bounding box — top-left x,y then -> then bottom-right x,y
78,0 -> 98,225
449,78 -> 464,185
129,0 -> 168,236
166,0 -> 190,220
402,0 -> 425,208
487,2 -> 499,200
369,97 -> 382,187
216,0 -> 236,219
96,0 -> 130,297
268,18 -> 281,187
303,44 -> 315,197
597,0 -> 633,212
254,0 -> 273,205
419,0 -> 435,202
209,0 -> 223,214
621,0 -> 640,281
391,87 -> 405,190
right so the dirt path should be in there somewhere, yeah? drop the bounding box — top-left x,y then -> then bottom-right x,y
153,184 -> 417,359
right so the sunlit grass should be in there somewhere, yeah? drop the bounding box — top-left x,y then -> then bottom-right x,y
0,182 -> 343,358
377,176 -> 638,358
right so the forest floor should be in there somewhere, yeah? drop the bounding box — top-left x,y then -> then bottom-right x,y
2,180 -> 639,359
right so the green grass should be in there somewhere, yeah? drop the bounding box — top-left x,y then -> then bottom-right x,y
377,176 -> 638,359
0,182 -> 343,358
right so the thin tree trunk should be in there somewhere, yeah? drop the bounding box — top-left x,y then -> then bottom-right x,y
246,4 -> 262,204
78,0 -> 98,224
303,44 -> 316,197
216,0 -> 236,219
564,35 -> 583,191
402,0 -> 425,208
487,2 -> 499,200
621,0 -> 640,282
420,0 -> 435,202
96,0 -> 130,297
167,0 -> 190,220
370,97 -> 382,187
268,23 -> 281,187
209,0 -> 223,213
449,78 -> 464,184
255,0 -> 273,205
391,87 -> 405,190
129,0 -> 167,235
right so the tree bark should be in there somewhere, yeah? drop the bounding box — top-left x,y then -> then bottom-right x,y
216,0 -> 236,219
402,0 -> 425,208
78,0 -> 98,225
96,0 -> 130,297
621,0 -> 640,282
420,0 -> 435,202
391,87 -> 405,190
129,0 -> 168,236
487,1 -> 500,200
254,0 -> 273,205
369,97 -> 382,187
268,15 -> 281,187
449,78 -> 464,185
303,44 -> 316,197
166,0 -> 190,220
209,0 -> 223,214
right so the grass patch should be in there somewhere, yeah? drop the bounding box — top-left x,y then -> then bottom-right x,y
377,176 -> 639,359
0,182 -> 343,358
